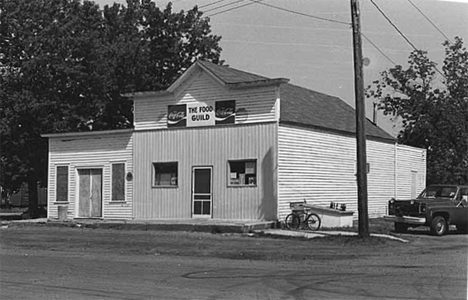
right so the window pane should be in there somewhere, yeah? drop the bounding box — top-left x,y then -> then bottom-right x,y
194,169 -> 211,193
194,201 -> 202,214
202,201 -> 211,215
229,160 -> 256,186
56,166 -> 68,202
154,162 -> 178,186
112,163 -> 125,201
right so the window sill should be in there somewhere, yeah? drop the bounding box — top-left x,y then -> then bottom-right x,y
228,185 -> 257,188
109,201 -> 127,204
152,185 -> 179,188
53,202 -> 70,205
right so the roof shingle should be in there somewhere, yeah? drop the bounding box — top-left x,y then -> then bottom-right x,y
197,61 -> 272,84
195,61 -> 395,141
279,84 -> 395,141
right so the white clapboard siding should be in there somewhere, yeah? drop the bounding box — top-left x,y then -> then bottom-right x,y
395,144 -> 427,200
134,70 -> 278,131
366,139 -> 397,217
134,93 -> 175,131
133,122 -> 277,220
47,131 -> 133,220
277,124 -> 419,220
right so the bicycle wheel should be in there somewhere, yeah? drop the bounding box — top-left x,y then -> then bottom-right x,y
306,213 -> 321,231
285,213 -> 301,230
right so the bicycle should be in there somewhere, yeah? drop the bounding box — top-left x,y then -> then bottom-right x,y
284,201 -> 321,231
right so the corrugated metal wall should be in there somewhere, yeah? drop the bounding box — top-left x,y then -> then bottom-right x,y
133,123 -> 278,220
134,70 -> 279,131
47,132 -> 133,219
277,124 -> 426,220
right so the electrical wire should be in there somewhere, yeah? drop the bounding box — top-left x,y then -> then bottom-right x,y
207,0 -> 260,17
200,0 -> 229,9
406,0 -> 451,42
204,0 -> 245,14
206,0 -> 405,68
369,0 -> 446,79
369,0 -> 419,51
247,0 -> 351,25
361,33 -> 397,65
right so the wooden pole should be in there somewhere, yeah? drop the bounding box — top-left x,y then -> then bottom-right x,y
350,0 -> 370,238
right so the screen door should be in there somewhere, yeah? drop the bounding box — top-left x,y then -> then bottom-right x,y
192,167 -> 212,218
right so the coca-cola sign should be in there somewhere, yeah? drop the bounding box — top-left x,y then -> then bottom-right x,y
167,104 -> 186,127
215,100 -> 236,124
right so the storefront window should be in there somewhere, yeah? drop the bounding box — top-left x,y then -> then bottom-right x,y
228,160 -> 256,186
153,162 -> 178,187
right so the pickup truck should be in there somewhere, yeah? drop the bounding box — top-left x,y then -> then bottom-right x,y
383,184 -> 468,236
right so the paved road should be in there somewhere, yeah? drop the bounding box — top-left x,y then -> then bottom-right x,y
1,226 -> 467,299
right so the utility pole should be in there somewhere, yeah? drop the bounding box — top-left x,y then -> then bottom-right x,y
350,0 -> 370,238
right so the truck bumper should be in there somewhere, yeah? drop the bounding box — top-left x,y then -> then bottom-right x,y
383,215 -> 426,225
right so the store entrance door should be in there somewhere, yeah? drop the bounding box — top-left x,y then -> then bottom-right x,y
192,167 -> 212,218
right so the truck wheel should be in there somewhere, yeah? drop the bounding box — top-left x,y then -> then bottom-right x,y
394,222 -> 408,233
430,216 -> 447,236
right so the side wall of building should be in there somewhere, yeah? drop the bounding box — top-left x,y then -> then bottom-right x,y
47,132 -> 134,219
277,124 -> 426,220
395,144 -> 427,200
133,122 -> 278,220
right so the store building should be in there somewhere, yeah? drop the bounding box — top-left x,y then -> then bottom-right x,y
43,60 -> 426,221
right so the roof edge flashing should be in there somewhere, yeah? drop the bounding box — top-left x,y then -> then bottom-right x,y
42,128 -> 134,139
227,78 -> 290,89
279,120 -> 396,143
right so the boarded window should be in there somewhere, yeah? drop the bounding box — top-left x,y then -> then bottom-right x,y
153,162 -> 178,186
228,160 -> 257,186
56,166 -> 68,202
112,163 -> 125,201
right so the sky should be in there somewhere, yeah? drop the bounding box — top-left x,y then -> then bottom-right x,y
94,0 -> 468,137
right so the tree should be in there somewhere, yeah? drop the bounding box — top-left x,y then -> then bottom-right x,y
0,0 -> 222,215
366,37 -> 468,185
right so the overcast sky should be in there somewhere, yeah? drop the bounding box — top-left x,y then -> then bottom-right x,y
93,0 -> 468,136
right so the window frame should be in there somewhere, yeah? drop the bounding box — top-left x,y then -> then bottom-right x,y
227,159 -> 257,187
55,165 -> 69,203
111,163 -> 126,202
152,161 -> 179,188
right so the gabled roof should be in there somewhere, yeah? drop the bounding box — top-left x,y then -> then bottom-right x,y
167,60 -> 289,92
170,60 -> 395,141
197,60 -> 284,85
280,84 -> 395,141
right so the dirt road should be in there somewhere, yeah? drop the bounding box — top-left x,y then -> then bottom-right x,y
1,225 -> 467,299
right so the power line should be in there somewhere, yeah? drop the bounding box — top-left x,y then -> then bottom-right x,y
369,0 -> 446,79
204,0 -> 245,14
200,0 -> 229,9
369,0 -> 419,51
247,0 -> 351,25
361,33 -> 397,65
207,0 -> 259,17
206,0 -> 400,68
406,0 -> 451,42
